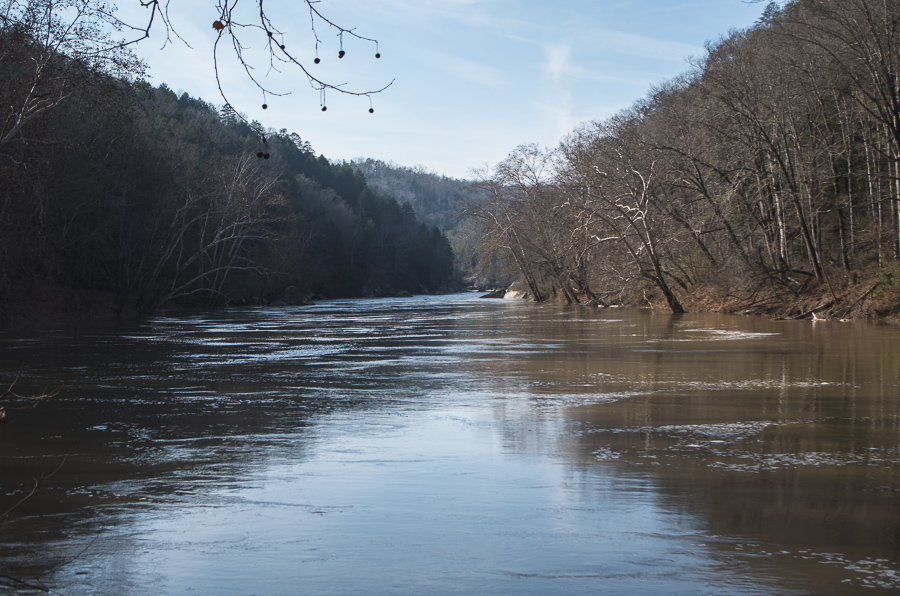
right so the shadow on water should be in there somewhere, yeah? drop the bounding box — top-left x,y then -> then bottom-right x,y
0,294 -> 898,594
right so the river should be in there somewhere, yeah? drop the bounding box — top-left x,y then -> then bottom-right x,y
0,293 -> 898,594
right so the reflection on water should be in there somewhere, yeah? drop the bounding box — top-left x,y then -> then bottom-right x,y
1,294 -> 898,594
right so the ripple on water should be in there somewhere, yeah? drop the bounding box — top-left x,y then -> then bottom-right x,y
709,450 -> 897,472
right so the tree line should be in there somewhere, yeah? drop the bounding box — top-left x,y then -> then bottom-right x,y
0,25 -> 455,318
468,0 -> 900,317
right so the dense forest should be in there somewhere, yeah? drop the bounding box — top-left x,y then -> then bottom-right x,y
0,15 -> 455,320
468,0 -> 900,319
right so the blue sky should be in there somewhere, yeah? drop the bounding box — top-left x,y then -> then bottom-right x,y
122,0 -> 768,179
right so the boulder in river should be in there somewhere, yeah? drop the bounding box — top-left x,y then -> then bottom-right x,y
480,288 -> 508,299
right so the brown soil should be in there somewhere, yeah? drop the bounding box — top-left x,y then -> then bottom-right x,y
653,269 -> 900,323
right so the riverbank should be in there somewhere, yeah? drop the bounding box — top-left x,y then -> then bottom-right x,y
6,267 -> 900,330
680,268 -> 900,323
0,284 -> 140,329
489,267 -> 900,323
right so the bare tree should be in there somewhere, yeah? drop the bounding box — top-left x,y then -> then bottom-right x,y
0,0 -> 144,149
139,150 -> 285,311
458,0 -> 900,316
772,0 -> 900,260
561,114 -> 686,313
639,79 -> 758,278
1,0 -> 392,150
466,145 -> 561,302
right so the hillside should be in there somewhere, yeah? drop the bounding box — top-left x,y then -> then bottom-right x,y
0,28 -> 456,321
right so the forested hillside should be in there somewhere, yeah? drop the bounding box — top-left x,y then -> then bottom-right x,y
468,0 -> 900,319
348,158 -> 492,284
349,159 -> 469,232
0,28 -> 455,319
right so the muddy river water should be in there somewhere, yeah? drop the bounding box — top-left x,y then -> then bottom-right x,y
1,293 -> 898,594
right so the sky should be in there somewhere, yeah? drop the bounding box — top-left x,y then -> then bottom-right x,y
118,0 -> 768,179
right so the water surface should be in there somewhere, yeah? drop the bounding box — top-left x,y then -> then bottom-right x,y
1,294 -> 898,594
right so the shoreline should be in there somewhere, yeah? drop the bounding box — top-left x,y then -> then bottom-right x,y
484,269 -> 900,324
4,273 -> 900,330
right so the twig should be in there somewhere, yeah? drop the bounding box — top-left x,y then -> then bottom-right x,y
0,573 -> 53,593
0,456 -> 68,521
1,369 -> 61,407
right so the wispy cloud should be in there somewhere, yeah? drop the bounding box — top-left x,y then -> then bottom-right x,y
345,0 -> 507,29
512,26 -> 703,66
536,43 -> 575,141
542,42 -> 571,83
593,29 -> 703,62
419,49 -> 505,87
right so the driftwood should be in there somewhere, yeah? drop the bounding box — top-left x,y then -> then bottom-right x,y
785,280 -> 882,320
793,300 -> 836,320
0,371 -> 60,422
838,282 -> 880,319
